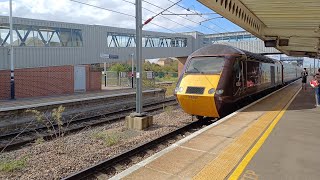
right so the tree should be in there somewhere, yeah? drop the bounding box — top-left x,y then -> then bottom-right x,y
163,60 -> 178,72
108,63 -> 131,73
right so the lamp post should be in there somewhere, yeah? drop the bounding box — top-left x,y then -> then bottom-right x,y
9,0 -> 15,100
131,53 -> 134,88
104,62 -> 107,87
134,0 -> 177,115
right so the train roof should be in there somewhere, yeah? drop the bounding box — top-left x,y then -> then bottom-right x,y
190,44 -> 277,63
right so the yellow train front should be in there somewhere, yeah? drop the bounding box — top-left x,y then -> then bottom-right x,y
175,44 -> 300,119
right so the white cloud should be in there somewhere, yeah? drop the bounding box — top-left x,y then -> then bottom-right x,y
0,0 -> 206,32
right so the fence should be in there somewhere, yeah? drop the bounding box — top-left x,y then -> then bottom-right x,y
102,71 -> 132,87
102,71 -> 178,96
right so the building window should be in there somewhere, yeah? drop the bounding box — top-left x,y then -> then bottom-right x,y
0,24 -> 83,47
107,33 -> 187,48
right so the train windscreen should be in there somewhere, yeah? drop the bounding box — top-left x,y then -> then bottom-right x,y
185,57 -> 225,74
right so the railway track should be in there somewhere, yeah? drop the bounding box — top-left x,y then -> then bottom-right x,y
61,84 -> 290,180
62,117 -> 215,180
0,97 -> 177,152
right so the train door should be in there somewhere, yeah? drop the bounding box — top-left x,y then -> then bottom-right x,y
276,65 -> 281,84
270,66 -> 275,86
232,58 -> 245,96
242,60 -> 247,91
279,61 -> 284,84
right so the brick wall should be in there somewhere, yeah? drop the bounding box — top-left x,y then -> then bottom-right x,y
15,66 -> 74,99
0,65 -> 102,100
88,70 -> 102,91
0,70 -> 10,99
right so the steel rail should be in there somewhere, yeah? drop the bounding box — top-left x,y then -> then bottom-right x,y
0,97 -> 177,152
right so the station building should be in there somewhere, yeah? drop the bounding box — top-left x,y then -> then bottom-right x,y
0,16 -> 192,100
0,15 -> 282,100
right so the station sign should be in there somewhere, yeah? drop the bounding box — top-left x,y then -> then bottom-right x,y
146,71 -> 154,79
100,53 -> 119,59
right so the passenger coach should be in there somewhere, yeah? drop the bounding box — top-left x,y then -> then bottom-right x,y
175,44 -> 301,118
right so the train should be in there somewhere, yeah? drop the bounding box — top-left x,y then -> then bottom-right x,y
174,44 -> 302,119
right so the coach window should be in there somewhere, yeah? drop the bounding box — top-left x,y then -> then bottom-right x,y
246,61 -> 260,87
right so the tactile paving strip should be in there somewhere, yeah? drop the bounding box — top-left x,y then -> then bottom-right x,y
193,83 -> 301,180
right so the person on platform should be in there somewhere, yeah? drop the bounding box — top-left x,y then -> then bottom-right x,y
301,68 -> 308,90
313,68 -> 320,106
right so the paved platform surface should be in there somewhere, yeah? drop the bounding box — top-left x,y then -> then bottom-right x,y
236,82 -> 320,180
0,88 -> 161,112
111,80 -> 318,180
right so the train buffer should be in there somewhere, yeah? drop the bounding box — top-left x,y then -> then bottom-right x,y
111,79 -> 320,180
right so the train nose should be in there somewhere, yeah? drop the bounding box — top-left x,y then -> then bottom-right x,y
177,89 -> 220,118
175,74 -> 221,118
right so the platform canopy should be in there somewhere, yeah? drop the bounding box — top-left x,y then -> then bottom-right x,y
198,0 -> 320,58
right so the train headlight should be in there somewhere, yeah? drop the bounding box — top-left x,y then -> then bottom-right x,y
175,87 -> 184,93
208,88 -> 215,94
216,89 -> 224,95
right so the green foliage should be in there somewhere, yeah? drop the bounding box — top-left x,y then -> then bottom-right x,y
34,137 -> 45,145
26,105 -> 66,138
163,60 -> 178,73
0,157 -> 28,172
164,82 -> 177,97
108,63 -> 131,73
164,106 -> 174,114
92,131 -> 120,147
143,61 -> 162,72
144,60 -> 178,73
52,106 -> 65,127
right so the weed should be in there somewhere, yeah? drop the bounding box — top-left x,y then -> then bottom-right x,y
164,106 -> 174,114
92,131 -> 120,147
168,82 -> 177,97
0,157 -> 28,172
34,137 -> 45,145
26,105 -> 66,138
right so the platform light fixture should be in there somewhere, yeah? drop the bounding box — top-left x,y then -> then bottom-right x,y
9,0 -> 15,100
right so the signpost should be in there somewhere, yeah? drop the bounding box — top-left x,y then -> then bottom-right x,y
100,53 -> 119,87
146,71 -> 154,79
103,62 -> 107,87
100,53 -> 119,59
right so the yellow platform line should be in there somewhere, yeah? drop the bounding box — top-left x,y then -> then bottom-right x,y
228,87 -> 301,180
193,84 -> 300,180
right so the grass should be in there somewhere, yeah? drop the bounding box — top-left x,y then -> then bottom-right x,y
164,105 -> 176,118
155,76 -> 178,82
0,157 -> 28,172
34,137 -> 45,145
92,131 -> 120,147
164,82 -> 176,97
164,105 -> 174,114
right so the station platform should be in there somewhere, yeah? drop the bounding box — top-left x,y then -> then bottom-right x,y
0,88 -> 162,112
111,80 -> 320,180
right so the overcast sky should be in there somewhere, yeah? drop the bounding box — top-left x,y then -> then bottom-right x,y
0,0 -> 242,34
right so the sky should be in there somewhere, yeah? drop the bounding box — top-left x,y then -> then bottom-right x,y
0,0 -> 242,34
0,0 -> 317,65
